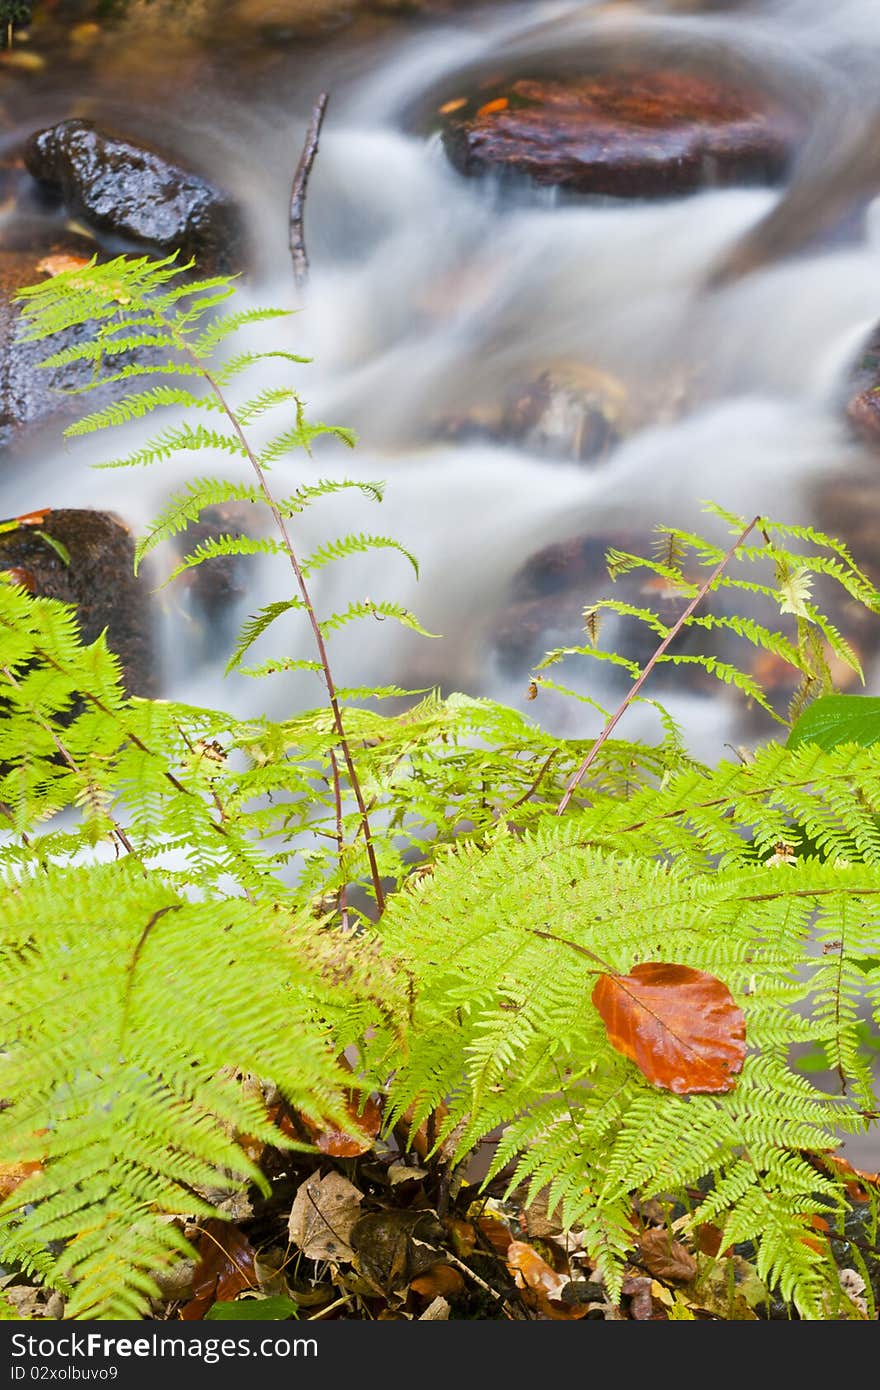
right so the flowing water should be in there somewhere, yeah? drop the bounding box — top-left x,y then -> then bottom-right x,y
4,0 -> 880,754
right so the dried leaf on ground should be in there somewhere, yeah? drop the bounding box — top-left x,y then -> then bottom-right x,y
179,1221 -> 258,1320
410,1263 -> 465,1301
621,1274 -> 656,1320
419,1296 -> 451,1320
300,1091 -> 383,1158
288,1170 -> 363,1263
350,1209 -> 445,1297
810,1151 -> 880,1204
638,1227 -> 697,1284
505,1240 -> 589,1320
0,1158 -> 43,1200
592,962 -> 746,1093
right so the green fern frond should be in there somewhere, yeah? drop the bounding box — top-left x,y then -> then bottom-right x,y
301,532 -> 419,579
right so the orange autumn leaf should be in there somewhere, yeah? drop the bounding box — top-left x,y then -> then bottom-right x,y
300,1090 -> 383,1158
592,962 -> 746,1094
36,253 -> 92,278
13,510 -> 51,528
815,1152 -> 880,1204
477,97 -> 509,117
0,1158 -> 43,1200
505,1240 -> 588,1321
410,1264 -> 465,1300
179,1220 -> 257,1320
438,98 -> 467,115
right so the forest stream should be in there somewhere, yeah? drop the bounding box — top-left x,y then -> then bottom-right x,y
5,0 -> 880,760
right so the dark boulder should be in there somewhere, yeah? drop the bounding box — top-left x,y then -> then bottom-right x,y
844,322 -> 880,451
441,70 -> 800,199
0,508 -> 157,697
23,119 -> 243,274
0,238 -> 103,451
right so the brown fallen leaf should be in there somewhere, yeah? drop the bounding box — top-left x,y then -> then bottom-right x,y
36,253 -> 92,278
0,1157 -> 43,1200
638,1226 -> 697,1284
350,1209 -> 445,1298
810,1151 -> 880,1204
621,1274 -> 657,1320
300,1091 -> 383,1158
592,962 -> 746,1094
505,1240 -> 589,1321
179,1221 -> 258,1320
288,1170 -> 363,1264
409,1263 -> 465,1301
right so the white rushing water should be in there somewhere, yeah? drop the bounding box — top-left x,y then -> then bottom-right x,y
7,0 -> 880,757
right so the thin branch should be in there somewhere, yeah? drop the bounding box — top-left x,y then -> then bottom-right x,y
555,515 -> 761,815
290,92 -> 329,289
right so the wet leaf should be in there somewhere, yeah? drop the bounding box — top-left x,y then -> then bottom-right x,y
438,98 -> 467,115
1,567 -> 36,593
592,962 -> 746,1093
205,1295 -> 299,1320
288,1170 -> 363,1264
179,1221 -> 258,1320
477,98 -> 510,117
638,1227 -> 697,1284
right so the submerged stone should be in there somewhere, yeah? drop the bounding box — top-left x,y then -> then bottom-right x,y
441,70 -> 800,198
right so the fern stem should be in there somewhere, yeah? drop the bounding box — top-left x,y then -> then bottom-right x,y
329,748 -> 349,931
555,515 -> 760,815
192,360 -> 387,913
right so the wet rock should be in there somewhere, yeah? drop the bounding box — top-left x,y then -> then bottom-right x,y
844,322 -> 880,451
438,363 -> 628,465
0,236 -> 105,451
0,509 -> 157,696
166,501 -> 264,656
441,71 -> 800,199
228,0 -> 356,38
23,119 -> 243,274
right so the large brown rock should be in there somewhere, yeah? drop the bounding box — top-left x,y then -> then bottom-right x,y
442,70 -> 800,198
23,120 -> 243,274
0,509 -> 157,696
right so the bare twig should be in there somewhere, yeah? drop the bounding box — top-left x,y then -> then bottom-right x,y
290,92 -> 329,289
555,515 -> 761,815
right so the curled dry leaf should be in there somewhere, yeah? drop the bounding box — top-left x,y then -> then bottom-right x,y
505,1240 -> 589,1320
288,1170 -> 363,1264
179,1221 -> 258,1320
638,1226 -> 697,1284
592,962 -> 746,1094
